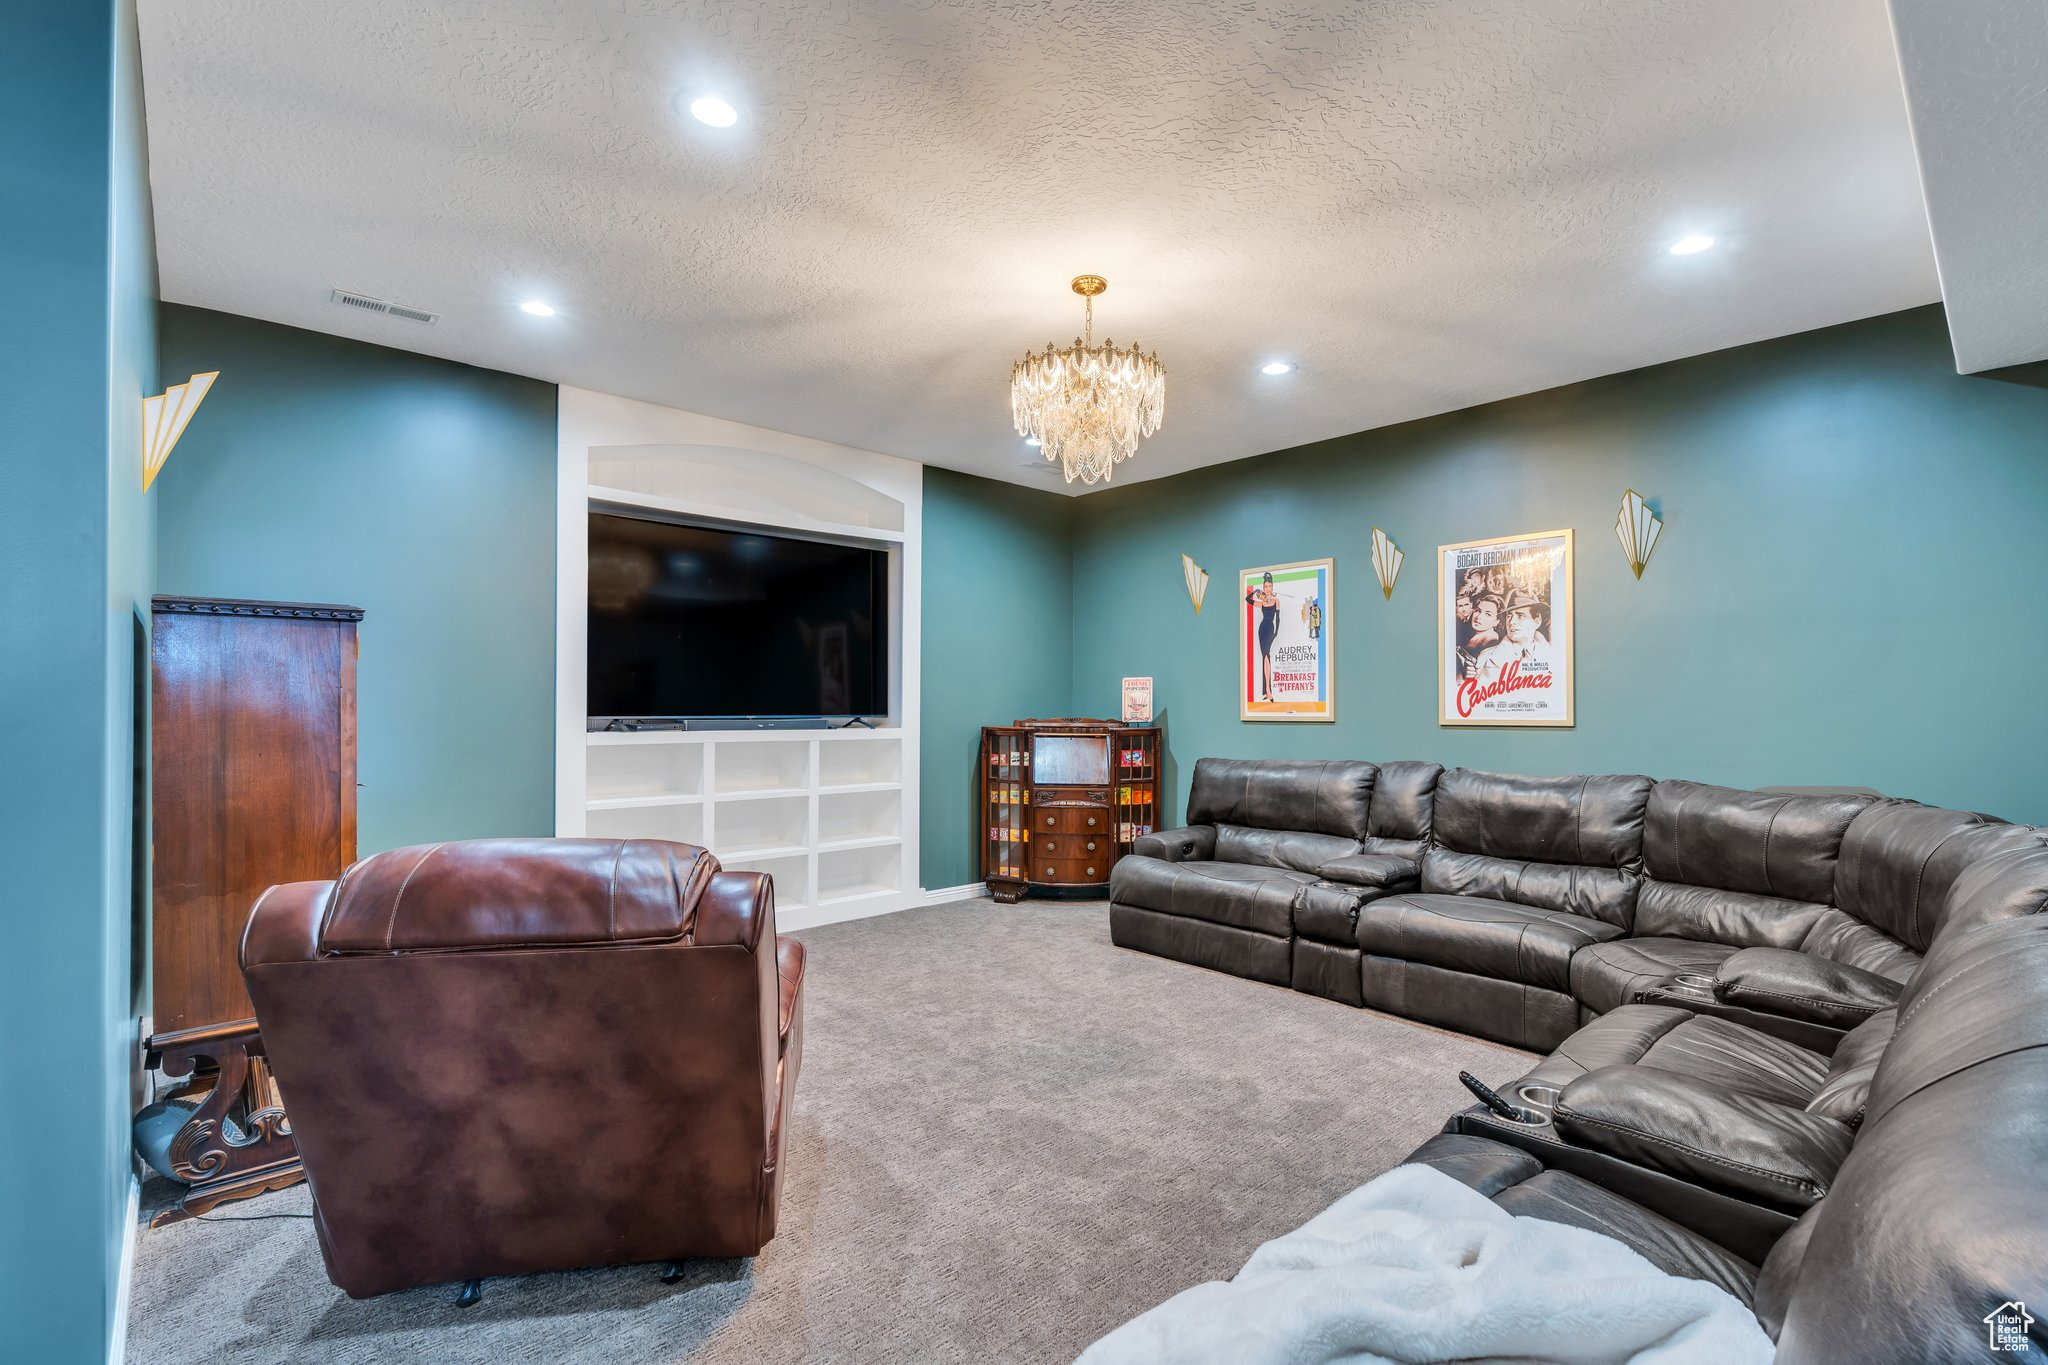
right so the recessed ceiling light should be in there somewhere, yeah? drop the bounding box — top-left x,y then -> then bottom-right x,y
688,95 -> 739,128
1260,361 -> 1294,375
519,300 -> 556,317
1669,235 -> 1715,256
1025,437 -> 1042,447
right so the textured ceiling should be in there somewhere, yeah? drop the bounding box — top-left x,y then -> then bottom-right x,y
139,0 -> 1939,493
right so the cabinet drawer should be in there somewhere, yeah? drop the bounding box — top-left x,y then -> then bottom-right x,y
1034,856 -> 1110,885
1034,805 -> 1109,834
1035,834 -> 1109,860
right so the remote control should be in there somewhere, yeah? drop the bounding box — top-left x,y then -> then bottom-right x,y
1459,1070 -> 1524,1120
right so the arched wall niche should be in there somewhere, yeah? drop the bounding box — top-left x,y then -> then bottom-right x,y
589,442 -> 905,535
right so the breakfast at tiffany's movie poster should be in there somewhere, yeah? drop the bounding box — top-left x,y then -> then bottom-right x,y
1439,529 -> 1574,727
1240,558 -> 1334,722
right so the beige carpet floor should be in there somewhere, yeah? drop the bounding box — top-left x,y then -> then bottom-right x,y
127,896 -> 1530,1364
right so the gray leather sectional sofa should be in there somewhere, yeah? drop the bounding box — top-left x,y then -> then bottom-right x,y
1109,757 -> 2048,1362
1111,758 -> 2030,1051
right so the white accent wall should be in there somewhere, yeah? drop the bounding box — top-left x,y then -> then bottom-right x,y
556,386 -> 923,929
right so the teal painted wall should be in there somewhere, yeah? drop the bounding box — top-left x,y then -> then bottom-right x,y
1069,306 -> 2048,825
919,468 -> 1074,888
156,306 -> 558,854
0,2 -> 157,1360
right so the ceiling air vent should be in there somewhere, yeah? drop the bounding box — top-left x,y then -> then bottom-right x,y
329,288 -> 439,324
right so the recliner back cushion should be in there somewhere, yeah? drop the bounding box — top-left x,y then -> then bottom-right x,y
1433,770 -> 1653,865
319,838 -> 714,953
1632,881 -> 1843,956
1633,782 -> 1875,953
1645,781 -> 1872,903
1834,800 -> 2039,953
1930,833 -> 2048,946
1421,770 -> 1653,928
1187,757 -> 1376,841
1361,760 -> 1442,859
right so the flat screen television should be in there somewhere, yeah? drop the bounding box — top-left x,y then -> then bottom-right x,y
587,511 -> 889,720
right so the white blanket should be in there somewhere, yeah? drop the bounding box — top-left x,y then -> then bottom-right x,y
1076,1164 -> 1775,1365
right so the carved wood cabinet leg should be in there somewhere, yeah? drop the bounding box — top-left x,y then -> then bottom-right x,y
145,1023 -> 304,1227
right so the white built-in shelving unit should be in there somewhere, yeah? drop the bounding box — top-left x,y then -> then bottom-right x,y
583,728 -> 907,923
556,387 -> 924,931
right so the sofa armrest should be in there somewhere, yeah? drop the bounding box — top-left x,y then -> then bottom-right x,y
239,880 -> 335,971
775,936 -> 806,1058
1132,825 -> 1216,863
1315,851 -> 1422,889
694,870 -> 774,949
1553,1065 -> 1854,1213
1712,947 -> 1902,1029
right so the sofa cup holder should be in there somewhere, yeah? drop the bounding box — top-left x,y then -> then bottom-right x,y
1479,1085 -> 1561,1128
1492,1084 -> 1560,1126
1673,972 -> 1718,993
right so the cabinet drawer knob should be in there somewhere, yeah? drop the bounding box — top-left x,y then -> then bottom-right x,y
1086,866 -> 1097,878
1044,816 -> 1055,827
1086,840 -> 1097,852
1086,816 -> 1097,827
1045,841 -> 1057,853
1042,866 -> 1054,878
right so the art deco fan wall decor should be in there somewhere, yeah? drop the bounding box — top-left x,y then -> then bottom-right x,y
1615,489 -> 1663,579
1370,527 -> 1404,600
144,371 -> 219,490
1181,554 -> 1210,614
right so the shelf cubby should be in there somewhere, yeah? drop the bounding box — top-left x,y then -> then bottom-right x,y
819,788 -> 899,844
585,801 -> 706,846
818,842 -> 901,903
818,735 -> 901,788
720,851 -> 811,913
713,739 -> 812,794
714,792 -> 810,855
588,741 -> 702,801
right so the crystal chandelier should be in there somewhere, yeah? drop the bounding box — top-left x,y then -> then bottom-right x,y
1010,275 -> 1166,485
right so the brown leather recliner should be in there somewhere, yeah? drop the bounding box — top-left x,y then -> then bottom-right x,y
240,837 -> 804,1299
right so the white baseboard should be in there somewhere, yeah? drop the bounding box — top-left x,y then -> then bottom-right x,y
777,884 -> 985,932
779,896 -> 910,932
110,1175 -> 138,1365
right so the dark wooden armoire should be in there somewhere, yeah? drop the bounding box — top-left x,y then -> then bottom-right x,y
144,595 -> 361,1221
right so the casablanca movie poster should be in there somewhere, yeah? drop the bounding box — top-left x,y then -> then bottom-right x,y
1438,529 -> 1574,727
1240,558 -> 1334,722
